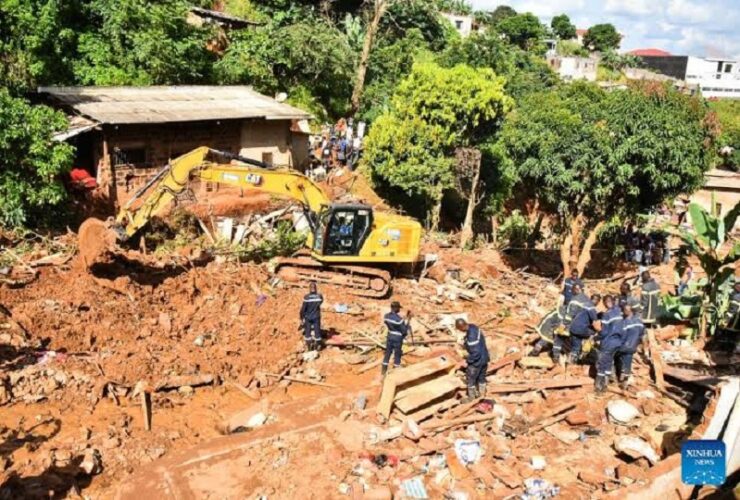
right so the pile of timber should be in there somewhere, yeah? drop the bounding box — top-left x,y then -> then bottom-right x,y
377,355 -> 461,422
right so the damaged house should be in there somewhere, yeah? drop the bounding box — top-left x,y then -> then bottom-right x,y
38,85 -> 312,207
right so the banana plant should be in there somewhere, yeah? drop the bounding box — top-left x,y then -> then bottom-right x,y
675,200 -> 740,338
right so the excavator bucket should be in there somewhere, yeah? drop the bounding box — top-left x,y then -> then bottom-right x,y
77,218 -> 119,268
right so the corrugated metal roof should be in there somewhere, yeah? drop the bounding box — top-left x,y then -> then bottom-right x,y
704,168 -> 740,190
38,86 -> 312,125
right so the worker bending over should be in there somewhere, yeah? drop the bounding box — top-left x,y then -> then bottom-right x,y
555,293 -> 600,364
529,306 -> 565,357
613,303 -> 645,388
640,271 -> 660,327
299,281 -> 323,351
382,301 -> 412,376
563,283 -> 590,329
456,318 -> 490,400
594,295 -> 622,392
562,269 -> 585,305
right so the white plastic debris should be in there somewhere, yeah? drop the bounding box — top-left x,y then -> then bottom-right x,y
637,390 -> 656,399
607,399 -> 640,424
246,412 -> 268,428
530,455 -> 547,470
454,440 -> 482,465
614,436 -> 660,464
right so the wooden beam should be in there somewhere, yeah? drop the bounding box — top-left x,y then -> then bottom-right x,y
377,355 -> 455,419
485,377 -> 592,394
394,375 -> 461,414
486,351 -> 524,375
141,392 -> 152,431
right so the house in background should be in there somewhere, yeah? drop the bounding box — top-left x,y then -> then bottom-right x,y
689,169 -> 740,229
546,55 -> 598,82
634,53 -> 740,99
38,86 -> 312,207
440,12 -> 479,37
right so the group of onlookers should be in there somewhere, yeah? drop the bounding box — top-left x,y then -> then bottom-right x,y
309,118 -> 365,174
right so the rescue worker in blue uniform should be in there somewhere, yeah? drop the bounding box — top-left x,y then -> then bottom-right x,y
562,270 -> 585,305
528,306 -> 565,357
614,303 -> 645,389
299,281 -> 323,351
555,293 -> 600,364
618,281 -> 642,318
563,284 -> 590,329
456,318 -> 490,400
594,295 -> 623,392
382,301 -> 412,376
640,271 -> 660,327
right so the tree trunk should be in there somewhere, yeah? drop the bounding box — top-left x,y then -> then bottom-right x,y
350,0 -> 388,116
459,151 -> 482,249
429,196 -> 442,232
575,221 -> 605,276
491,215 -> 498,246
559,215 -> 582,277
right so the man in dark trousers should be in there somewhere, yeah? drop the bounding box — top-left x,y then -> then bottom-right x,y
640,270 -> 660,327
529,305 -> 565,357
299,281 -> 323,351
614,303 -> 645,389
555,293 -> 600,364
594,295 -> 622,392
382,301 -> 412,376
562,269 -> 585,305
563,283 -> 590,328
456,318 -> 490,400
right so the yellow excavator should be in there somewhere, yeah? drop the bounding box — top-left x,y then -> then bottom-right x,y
78,146 -> 422,297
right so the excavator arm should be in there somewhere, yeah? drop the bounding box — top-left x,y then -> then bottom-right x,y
115,146 -> 330,239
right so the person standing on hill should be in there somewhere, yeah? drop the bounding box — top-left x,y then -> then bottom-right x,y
382,301 -> 412,376
299,281 -> 323,351
456,318 -> 490,401
640,270 -> 660,326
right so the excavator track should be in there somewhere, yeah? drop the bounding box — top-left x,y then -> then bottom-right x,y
275,256 -> 391,298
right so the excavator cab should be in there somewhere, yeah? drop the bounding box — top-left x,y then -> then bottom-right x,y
313,204 -> 373,257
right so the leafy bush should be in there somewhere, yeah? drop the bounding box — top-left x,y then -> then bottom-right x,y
0,89 -> 74,228
235,221 -> 306,262
497,210 -> 530,248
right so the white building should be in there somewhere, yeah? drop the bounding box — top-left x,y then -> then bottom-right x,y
636,54 -> 740,99
441,12 -> 477,38
546,55 -> 598,82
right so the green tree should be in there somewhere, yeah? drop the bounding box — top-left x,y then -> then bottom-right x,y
0,0 -> 84,94
436,0 -> 472,15
73,0 -> 215,85
551,13 -> 576,40
500,82 -> 716,276
488,5 -> 516,26
674,202 -> 740,339
709,100 -> 740,171
438,30 -> 557,100
496,13 -> 546,51
0,89 -> 74,228
364,62 -> 511,230
583,23 -> 620,52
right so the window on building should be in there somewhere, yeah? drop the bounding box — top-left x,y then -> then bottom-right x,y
724,64 -> 733,73
112,147 -> 147,167
717,61 -> 723,72
455,20 -> 463,29
262,152 -> 273,166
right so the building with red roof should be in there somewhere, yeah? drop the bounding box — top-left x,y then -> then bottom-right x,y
628,48 -> 672,57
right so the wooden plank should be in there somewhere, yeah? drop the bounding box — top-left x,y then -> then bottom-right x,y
646,330 -> 665,390
485,377 -> 592,394
421,411 -> 499,430
141,392 -> 152,431
486,351 -> 523,375
394,375 -> 462,414
406,398 -> 457,423
377,355 -> 455,418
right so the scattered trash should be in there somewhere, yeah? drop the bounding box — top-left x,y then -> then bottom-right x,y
401,476 -> 428,499
193,335 -> 205,347
454,440 -> 482,465
338,483 -> 351,495
614,435 -> 660,464
529,455 -> 547,470
246,412 -> 268,428
607,399 -> 640,424
475,399 -> 494,413
302,351 -> 319,362
79,448 -> 103,475
521,478 -> 560,499
426,454 -> 447,471
355,394 -> 367,411
256,294 -> 268,307
637,390 -> 656,399
364,426 -> 402,444
403,419 -> 424,441
334,303 -> 349,313
36,351 -> 64,365
446,491 -> 469,500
